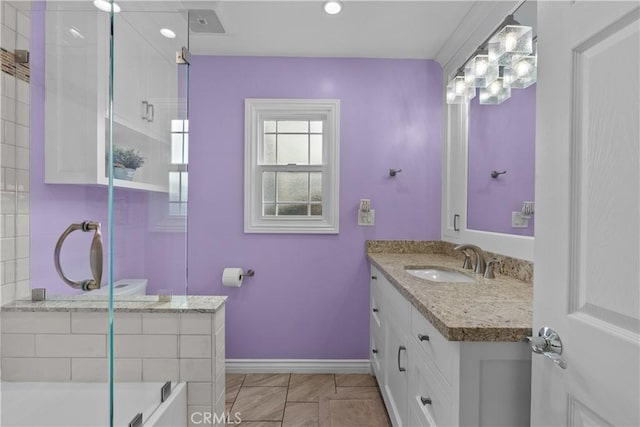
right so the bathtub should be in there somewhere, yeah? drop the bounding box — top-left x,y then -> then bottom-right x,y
0,382 -> 186,427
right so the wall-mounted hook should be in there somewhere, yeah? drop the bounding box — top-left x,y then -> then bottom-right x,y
491,170 -> 507,178
389,168 -> 402,177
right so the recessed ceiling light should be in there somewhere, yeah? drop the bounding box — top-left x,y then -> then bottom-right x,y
93,0 -> 121,13
322,0 -> 343,15
160,28 -> 176,39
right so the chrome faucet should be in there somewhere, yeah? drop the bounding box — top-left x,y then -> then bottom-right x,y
453,244 -> 487,274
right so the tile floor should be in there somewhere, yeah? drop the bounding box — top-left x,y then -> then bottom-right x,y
225,373 -> 391,426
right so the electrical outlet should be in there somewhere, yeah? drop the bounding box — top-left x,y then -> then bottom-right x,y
359,209 -> 375,226
359,199 -> 371,212
512,211 -> 529,228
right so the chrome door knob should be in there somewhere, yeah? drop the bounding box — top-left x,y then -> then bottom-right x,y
524,327 -> 567,369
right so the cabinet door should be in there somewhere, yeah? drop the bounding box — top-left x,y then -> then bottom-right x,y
384,321 -> 409,427
145,46 -> 177,143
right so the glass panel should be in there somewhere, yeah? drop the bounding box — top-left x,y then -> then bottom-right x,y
310,172 -> 322,201
171,119 -> 184,132
277,172 -> 309,202
263,134 -> 276,164
311,204 -> 323,216
171,134 -> 184,164
169,172 -> 181,202
310,135 -> 323,164
264,120 -> 276,133
180,172 -> 188,202
263,172 -> 276,202
264,203 -> 276,216
277,134 -> 309,164
310,121 -> 323,133
277,204 -> 308,215
278,120 -> 308,133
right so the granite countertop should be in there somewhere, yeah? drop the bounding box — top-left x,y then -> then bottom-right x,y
368,252 -> 533,342
1,295 -> 227,313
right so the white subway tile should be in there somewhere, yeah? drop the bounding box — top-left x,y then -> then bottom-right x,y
1,237 -> 16,261
0,283 -> 15,304
1,144 -> 15,168
2,311 -> 68,334
180,335 -> 211,359
15,169 -> 28,192
187,382 -> 213,406
180,313 -> 212,335
214,367 -> 225,403
15,124 -> 27,148
16,79 -> 28,104
15,214 -> 27,236
143,358 -> 179,382
1,95 -> 16,122
15,258 -> 27,281
215,327 -> 224,356
15,279 -> 29,299
214,346 -> 225,377
1,334 -> 34,356
114,313 -> 142,334
143,313 -> 178,334
213,305 -> 225,333
15,101 -> 28,126
1,25 -> 15,51
113,334 -> 142,358
143,334 -> 178,358
15,235 -> 28,258
3,259 -> 15,283
71,312 -> 141,334
3,121 -> 15,145
180,358 -> 212,382
3,3 -> 17,30
0,192 -> 15,215
17,191 -> 28,214
15,146 -> 28,170
4,167 -> 16,191
36,334 -> 106,357
16,11 -> 29,38
1,357 -> 71,381
71,358 -> 107,381
2,74 -> 16,99
114,358 -> 142,382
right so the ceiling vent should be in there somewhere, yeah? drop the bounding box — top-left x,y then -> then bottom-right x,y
188,9 -> 225,34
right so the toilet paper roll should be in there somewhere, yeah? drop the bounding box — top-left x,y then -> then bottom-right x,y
222,268 -> 244,287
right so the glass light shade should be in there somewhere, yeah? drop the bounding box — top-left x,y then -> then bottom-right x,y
488,25 -> 533,66
506,55 -> 537,88
464,54 -> 498,88
479,77 -> 511,104
446,76 -> 476,104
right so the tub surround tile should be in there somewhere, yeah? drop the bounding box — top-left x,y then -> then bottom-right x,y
367,249 -> 533,342
35,334 -> 106,357
243,373 -> 291,387
181,313 -> 213,335
2,357 -> 71,381
1,311 -> 70,333
0,333 -> 34,357
188,381 -> 214,406
180,334 -> 212,358
143,358 -> 180,383
231,386 -> 288,422
180,358 -> 213,382
143,312 -> 179,334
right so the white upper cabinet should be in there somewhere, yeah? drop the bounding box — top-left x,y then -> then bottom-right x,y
44,9 -> 178,192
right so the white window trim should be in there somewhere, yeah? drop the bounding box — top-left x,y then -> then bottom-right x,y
244,98 -> 340,234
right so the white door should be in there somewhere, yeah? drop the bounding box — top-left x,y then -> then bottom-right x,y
533,2 -> 639,426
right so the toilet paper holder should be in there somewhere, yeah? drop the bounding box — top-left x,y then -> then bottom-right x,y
241,269 -> 255,278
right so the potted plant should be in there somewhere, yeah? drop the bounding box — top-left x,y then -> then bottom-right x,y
110,146 -> 145,181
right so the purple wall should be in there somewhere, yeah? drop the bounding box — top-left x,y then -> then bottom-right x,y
30,5 -> 179,294
187,56 -> 442,359
467,85 -> 535,236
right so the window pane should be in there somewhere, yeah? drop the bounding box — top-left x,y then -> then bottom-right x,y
310,134 -> 322,164
169,172 -> 180,202
278,120 -> 308,133
180,172 -> 188,202
310,121 -> 323,133
277,204 -> 308,216
310,204 -> 323,216
277,134 -> 308,164
263,203 -> 276,216
263,134 -> 276,164
171,120 -> 183,132
310,172 -> 322,201
169,203 -> 182,216
183,137 -> 189,164
263,172 -> 275,202
264,120 -> 276,133
277,172 -> 308,202
171,134 -> 184,164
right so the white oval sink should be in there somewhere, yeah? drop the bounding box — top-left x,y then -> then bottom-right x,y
405,268 -> 474,283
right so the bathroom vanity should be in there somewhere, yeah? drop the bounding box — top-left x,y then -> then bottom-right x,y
368,241 -> 532,427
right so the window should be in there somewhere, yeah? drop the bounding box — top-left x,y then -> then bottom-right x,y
244,99 -> 340,234
169,119 -> 189,216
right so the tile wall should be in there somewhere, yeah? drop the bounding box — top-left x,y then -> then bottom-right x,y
1,1 -> 31,304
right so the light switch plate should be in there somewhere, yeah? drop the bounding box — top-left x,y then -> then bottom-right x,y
512,211 -> 529,228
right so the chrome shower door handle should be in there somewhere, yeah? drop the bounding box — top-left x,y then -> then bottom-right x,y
54,221 -> 103,291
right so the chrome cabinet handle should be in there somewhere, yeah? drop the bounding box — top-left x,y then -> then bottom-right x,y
524,327 -> 567,369
54,221 -> 103,291
141,101 -> 148,120
420,396 -> 432,406
453,214 -> 460,231
418,334 -> 429,341
147,103 -> 154,122
397,346 -> 406,372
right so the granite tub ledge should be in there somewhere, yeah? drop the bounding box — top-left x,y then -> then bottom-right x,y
1,295 -> 227,313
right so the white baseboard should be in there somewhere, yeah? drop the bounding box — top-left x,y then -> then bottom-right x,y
226,359 -> 372,374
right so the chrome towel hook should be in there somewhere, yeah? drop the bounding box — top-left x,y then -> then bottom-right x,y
491,170 -> 507,178
54,221 -> 103,291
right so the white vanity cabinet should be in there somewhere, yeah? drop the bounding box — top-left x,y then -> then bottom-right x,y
44,10 -> 177,192
370,266 -> 532,427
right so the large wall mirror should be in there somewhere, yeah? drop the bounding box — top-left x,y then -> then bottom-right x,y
466,2 -> 537,237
